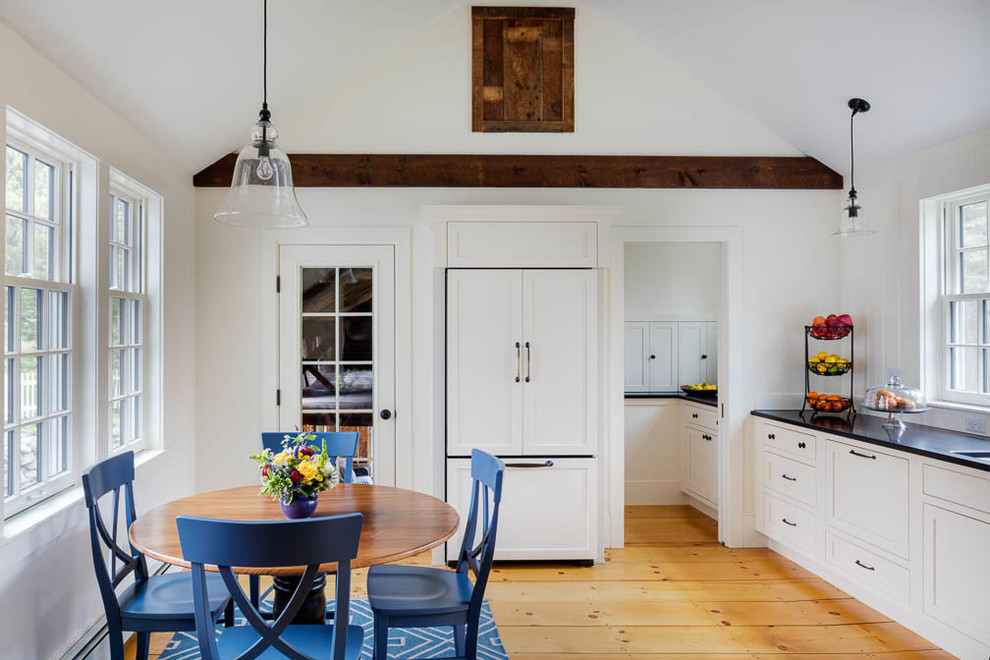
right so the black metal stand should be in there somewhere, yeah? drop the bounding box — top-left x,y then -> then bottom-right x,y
802,324 -> 856,421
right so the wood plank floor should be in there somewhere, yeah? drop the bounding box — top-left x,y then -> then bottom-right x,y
133,505 -> 950,658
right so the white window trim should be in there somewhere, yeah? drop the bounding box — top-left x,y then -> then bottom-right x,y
3,128 -> 78,518
0,107 -> 162,528
922,182 -> 990,409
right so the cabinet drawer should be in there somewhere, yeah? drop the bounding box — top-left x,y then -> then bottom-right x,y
923,463 -> 990,515
764,493 -> 816,553
825,531 -> 910,602
826,439 -> 910,557
763,451 -> 817,507
446,457 -> 597,561
684,403 -> 718,431
761,422 -> 816,465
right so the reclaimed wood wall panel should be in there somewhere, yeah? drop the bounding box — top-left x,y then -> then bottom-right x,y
472,7 -> 575,132
193,154 -> 843,190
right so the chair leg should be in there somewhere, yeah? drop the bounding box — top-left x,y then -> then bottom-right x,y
134,632 -> 150,660
107,623 -> 125,660
224,599 -> 235,627
249,574 -> 260,609
453,623 -> 467,657
373,613 -> 389,660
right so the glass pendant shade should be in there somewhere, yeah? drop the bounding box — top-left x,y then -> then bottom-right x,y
833,191 -> 876,237
214,119 -> 308,228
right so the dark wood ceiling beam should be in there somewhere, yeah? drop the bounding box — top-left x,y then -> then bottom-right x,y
193,154 -> 842,190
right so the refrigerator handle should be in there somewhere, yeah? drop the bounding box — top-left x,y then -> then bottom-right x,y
514,342 -> 521,383
525,342 -> 532,383
504,460 -> 554,469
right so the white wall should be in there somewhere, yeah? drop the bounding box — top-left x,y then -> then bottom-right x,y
0,21 -> 198,659
840,127 -> 990,433
192,3 -> 842,552
624,241 -> 719,319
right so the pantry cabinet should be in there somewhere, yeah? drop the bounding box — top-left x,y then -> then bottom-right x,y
623,320 -> 716,393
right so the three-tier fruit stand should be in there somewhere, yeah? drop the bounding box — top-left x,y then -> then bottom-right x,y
802,324 -> 855,417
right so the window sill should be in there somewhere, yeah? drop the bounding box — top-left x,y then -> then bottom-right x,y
927,400 -> 990,415
1,448 -> 165,545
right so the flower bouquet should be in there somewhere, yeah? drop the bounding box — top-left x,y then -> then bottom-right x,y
250,431 -> 340,519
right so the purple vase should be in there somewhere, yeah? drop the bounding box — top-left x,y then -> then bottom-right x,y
280,493 -> 319,519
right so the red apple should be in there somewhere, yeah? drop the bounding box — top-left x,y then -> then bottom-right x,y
837,314 -> 853,327
826,314 -> 839,327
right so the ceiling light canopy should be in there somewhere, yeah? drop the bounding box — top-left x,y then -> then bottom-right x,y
834,97 -> 875,238
214,0 -> 307,229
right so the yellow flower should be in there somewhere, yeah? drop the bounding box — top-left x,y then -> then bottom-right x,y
273,450 -> 293,467
296,460 -> 318,483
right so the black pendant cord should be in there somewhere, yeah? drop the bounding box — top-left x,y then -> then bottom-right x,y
848,107 -> 856,197
263,0 -> 268,114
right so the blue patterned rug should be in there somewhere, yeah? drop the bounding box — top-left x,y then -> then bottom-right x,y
159,598 -> 508,659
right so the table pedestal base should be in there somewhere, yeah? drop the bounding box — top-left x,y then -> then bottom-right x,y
272,573 -> 327,623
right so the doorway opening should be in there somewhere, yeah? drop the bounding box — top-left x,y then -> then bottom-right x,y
622,241 -> 722,543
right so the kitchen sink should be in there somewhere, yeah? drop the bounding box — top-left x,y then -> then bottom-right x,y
952,450 -> 990,460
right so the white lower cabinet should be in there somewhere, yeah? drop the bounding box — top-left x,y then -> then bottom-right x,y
825,438 -> 910,558
824,530 -> 910,601
754,414 -> 990,660
683,403 -> 718,509
923,503 -> 990,648
445,457 -> 597,562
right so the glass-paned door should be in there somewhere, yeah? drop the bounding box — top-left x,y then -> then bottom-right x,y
278,246 -> 395,485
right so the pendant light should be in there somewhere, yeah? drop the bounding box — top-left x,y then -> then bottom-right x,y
834,97 -> 875,237
214,0 -> 307,228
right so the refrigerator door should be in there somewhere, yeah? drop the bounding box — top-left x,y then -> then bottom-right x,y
446,457 -> 598,562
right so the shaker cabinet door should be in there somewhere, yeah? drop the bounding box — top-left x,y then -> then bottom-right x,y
522,270 -> 598,455
624,322 -> 649,392
648,322 -> 678,392
446,270 -> 524,456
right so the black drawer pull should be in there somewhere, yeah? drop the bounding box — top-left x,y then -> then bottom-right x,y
692,413 -> 699,418
849,449 -> 877,460
855,559 -> 875,571
798,441 -> 807,449
505,460 -> 554,469
768,433 -> 775,440
781,474 -> 797,481
781,518 -> 797,527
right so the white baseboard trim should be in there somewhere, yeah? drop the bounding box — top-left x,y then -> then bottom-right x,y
741,513 -> 767,547
625,480 -> 688,505
684,492 -> 718,520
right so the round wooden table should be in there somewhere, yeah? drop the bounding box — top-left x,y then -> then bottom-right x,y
130,484 -> 460,622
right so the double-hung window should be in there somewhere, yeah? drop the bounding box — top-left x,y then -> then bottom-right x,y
108,178 -> 145,452
939,188 -> 990,405
4,141 -> 74,515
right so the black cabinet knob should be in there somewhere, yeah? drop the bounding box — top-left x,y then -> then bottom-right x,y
650,354 -> 656,360
701,354 -> 708,359
379,409 -> 392,420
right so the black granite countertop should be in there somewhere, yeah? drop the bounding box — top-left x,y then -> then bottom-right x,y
752,409 -> 990,473
626,392 -> 718,408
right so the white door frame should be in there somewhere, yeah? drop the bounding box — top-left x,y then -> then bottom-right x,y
258,228 -> 413,488
607,225 -> 744,548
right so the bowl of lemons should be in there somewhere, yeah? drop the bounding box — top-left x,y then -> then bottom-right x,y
682,383 -> 717,398
808,352 -> 851,376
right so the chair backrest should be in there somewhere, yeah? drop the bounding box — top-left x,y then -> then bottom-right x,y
261,431 -> 360,484
178,513 -> 363,660
454,449 -> 505,611
81,451 -> 148,623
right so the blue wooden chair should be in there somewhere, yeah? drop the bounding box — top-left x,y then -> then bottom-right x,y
254,431 -> 361,612
82,452 -> 233,660
367,449 -> 504,660
177,513 -> 366,660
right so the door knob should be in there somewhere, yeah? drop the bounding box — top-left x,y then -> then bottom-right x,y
379,409 -> 392,420
650,354 -> 656,359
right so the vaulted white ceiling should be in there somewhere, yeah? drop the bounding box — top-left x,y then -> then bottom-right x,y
1,0 -> 987,176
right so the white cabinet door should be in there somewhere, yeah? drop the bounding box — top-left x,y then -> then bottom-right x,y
446,457 -> 598,561
624,322 -> 649,392
923,503 -> 990,646
678,322 -> 707,386
522,270 -> 598,456
446,270 -> 524,457
826,439 -> 910,557
648,322 -> 678,392
705,321 -> 718,385
685,426 -> 715,504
